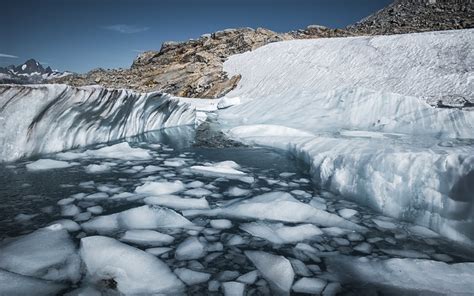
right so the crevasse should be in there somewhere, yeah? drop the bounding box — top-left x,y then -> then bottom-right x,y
0,84 -> 195,162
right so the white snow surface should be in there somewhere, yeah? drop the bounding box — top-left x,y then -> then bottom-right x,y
0,84 -> 195,162
220,29 -> 474,245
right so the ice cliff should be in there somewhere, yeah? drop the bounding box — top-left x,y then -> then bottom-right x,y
219,29 -> 474,244
0,84 -> 195,162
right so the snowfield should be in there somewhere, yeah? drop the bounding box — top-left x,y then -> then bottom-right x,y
220,29 -> 474,245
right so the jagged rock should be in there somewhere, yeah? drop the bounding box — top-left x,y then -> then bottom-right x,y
53,27 -> 347,97
347,0 -> 474,35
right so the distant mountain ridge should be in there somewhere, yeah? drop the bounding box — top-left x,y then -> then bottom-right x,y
0,59 -> 70,84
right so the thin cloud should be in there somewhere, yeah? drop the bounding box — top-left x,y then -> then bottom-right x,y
0,53 -> 18,58
103,24 -> 150,34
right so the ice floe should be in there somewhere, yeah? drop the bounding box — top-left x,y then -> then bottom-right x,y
144,195 -> 210,210
26,159 -> 75,171
80,236 -> 184,294
81,205 -> 193,234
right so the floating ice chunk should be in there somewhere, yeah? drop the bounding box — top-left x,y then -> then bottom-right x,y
185,188 -> 213,197
144,195 -> 210,210
142,165 -> 165,173
322,282 -> 342,296
408,225 -> 440,238
0,226 -> 80,282
380,249 -> 429,259
208,280 -> 220,292
146,247 -> 173,256
372,219 -> 398,230
338,209 -> 358,219
121,229 -> 174,246
86,142 -> 151,160
222,281 -> 245,296
184,192 -> 365,231
164,159 -> 186,167
61,204 -> 81,217
353,242 -> 373,254
322,227 -> 352,237
82,205 -> 193,234
110,192 -> 135,200
431,253 -> 453,262
74,212 -> 92,222
50,219 -> 81,232
80,236 -> 184,294
241,222 -> 322,244
226,234 -> 247,246
326,256 -> 474,294
245,251 -> 294,295
174,268 -> 211,285
135,180 -> 185,195
175,237 -> 207,260
292,277 -> 327,294
58,197 -> 75,206
85,163 -> 111,173
210,219 -> 233,229
26,159 -> 75,171
347,232 -> 364,242
86,206 -> 103,215
237,270 -> 259,284
190,161 -> 254,183
84,192 -> 108,200
187,180 -> 204,188
227,186 -> 250,197
0,269 -> 66,296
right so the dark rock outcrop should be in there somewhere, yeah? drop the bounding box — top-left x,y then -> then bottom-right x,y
347,0 -> 474,35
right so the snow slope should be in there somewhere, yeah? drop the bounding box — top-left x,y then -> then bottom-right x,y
0,84 -> 195,162
219,29 -> 474,245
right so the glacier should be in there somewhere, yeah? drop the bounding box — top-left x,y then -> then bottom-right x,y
0,84 -> 195,162
219,29 -> 474,245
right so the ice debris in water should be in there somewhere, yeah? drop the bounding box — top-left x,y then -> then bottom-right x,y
0,226 -> 80,283
80,236 -> 184,294
210,219 -> 233,229
120,229 -> 174,246
175,237 -> 207,260
81,205 -> 192,234
292,277 -> 327,294
184,191 -> 365,231
0,269 -> 66,296
240,221 -> 323,244
57,142 -> 152,160
190,161 -> 254,183
26,159 -> 76,171
85,163 -> 111,173
144,195 -> 210,210
135,180 -> 185,195
245,250 -> 294,295
174,268 -> 211,285
184,188 -> 213,197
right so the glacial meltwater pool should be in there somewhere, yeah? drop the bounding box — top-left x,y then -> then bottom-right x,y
0,126 -> 473,295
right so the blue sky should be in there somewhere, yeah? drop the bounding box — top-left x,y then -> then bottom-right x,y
1,0 -> 391,73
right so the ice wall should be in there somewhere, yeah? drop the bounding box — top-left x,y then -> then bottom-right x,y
220,29 -> 474,244
0,84 -> 195,162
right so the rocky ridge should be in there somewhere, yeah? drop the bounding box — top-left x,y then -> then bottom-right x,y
54,27 -> 351,98
348,0 -> 474,35
54,0 -> 473,98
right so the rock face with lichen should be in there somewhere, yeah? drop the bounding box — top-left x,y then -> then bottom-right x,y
54,27 -> 350,97
347,0 -> 473,35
